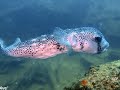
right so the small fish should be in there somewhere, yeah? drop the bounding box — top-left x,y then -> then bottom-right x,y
0,35 -> 68,59
53,27 -> 109,54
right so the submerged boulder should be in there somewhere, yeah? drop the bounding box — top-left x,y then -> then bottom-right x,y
64,60 -> 120,90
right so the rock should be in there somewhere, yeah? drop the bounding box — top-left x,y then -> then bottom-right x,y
64,60 -> 120,90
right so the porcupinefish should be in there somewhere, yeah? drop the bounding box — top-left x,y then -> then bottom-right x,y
0,27 -> 109,59
0,35 -> 68,59
53,27 -> 109,54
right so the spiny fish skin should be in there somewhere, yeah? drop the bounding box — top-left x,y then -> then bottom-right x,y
0,27 -> 109,59
0,36 -> 68,59
53,27 -> 109,54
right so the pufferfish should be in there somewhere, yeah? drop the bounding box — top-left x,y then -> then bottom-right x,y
53,27 -> 109,54
0,35 -> 68,59
0,27 -> 109,59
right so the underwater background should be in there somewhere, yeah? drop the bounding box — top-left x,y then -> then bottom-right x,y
0,0 -> 120,90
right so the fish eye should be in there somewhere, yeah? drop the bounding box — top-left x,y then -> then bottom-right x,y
95,37 -> 102,43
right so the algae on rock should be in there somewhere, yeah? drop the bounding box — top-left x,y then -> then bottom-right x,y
64,60 -> 120,90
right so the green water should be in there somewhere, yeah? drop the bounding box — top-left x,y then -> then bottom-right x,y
0,0 -> 120,90
0,49 -> 120,90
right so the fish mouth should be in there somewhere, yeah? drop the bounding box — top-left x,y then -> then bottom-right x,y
97,45 -> 102,54
97,42 -> 109,54
97,48 -> 108,54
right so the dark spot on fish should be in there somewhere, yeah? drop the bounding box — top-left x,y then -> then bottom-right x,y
32,52 -> 35,56
80,42 -> 84,50
54,43 -> 65,51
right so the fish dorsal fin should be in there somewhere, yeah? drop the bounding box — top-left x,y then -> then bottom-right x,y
53,27 -> 69,45
68,33 -> 77,46
71,35 -> 77,46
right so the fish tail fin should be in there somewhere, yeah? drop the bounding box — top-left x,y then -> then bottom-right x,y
0,38 -> 21,53
12,37 -> 21,46
0,38 -> 6,51
6,37 -> 21,50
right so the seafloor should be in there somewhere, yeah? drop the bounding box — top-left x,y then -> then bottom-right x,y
64,59 -> 120,90
0,49 -> 120,90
